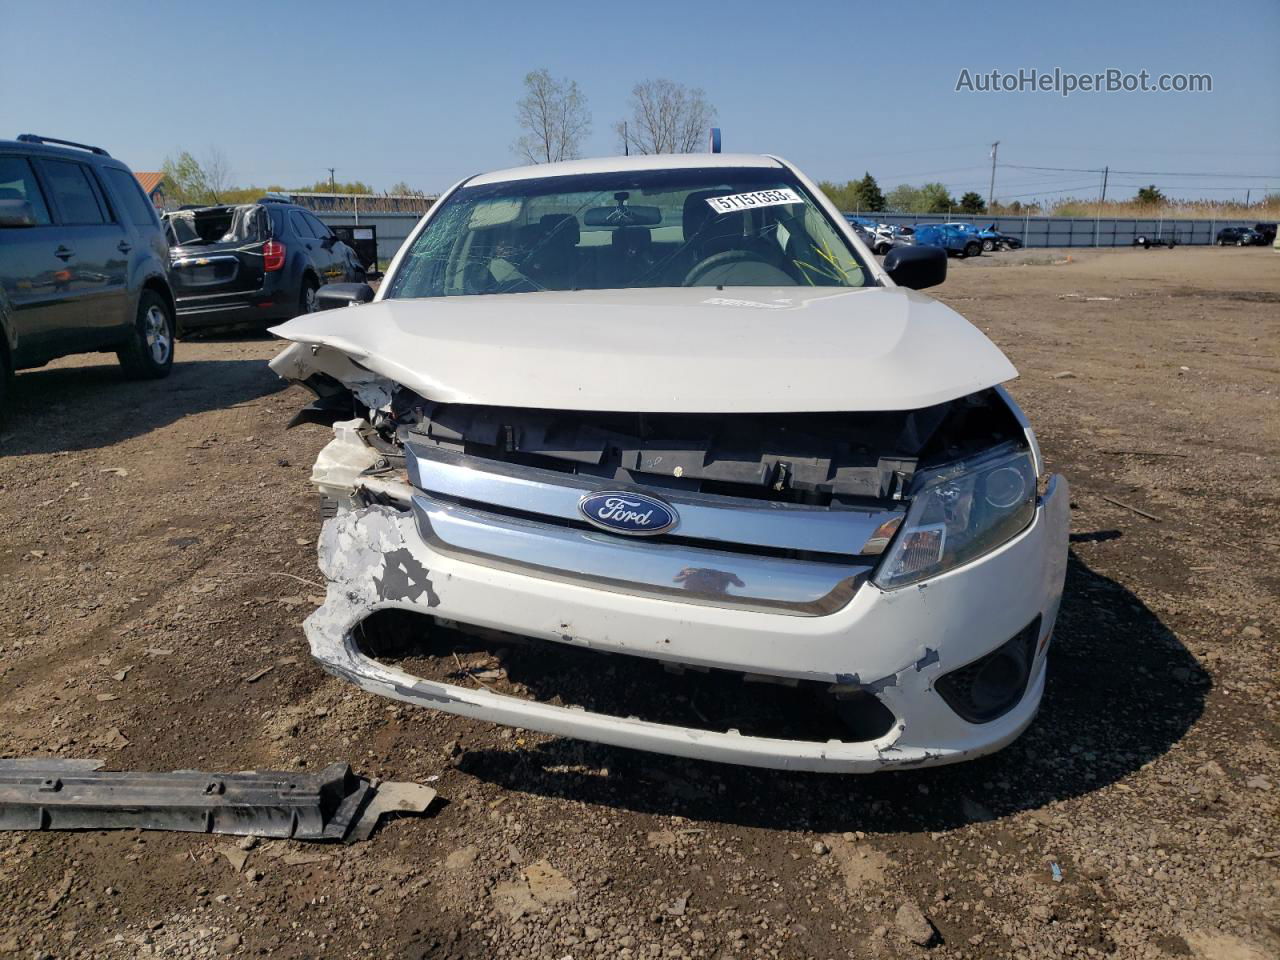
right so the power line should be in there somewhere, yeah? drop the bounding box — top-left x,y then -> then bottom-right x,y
1108,168 -> 1280,179
1002,161 -> 1280,179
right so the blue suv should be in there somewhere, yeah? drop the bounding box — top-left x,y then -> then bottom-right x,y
911,223 -> 983,258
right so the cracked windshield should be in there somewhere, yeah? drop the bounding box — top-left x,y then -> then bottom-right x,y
385,168 -> 869,297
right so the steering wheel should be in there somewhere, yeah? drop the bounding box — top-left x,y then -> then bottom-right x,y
682,249 -> 790,286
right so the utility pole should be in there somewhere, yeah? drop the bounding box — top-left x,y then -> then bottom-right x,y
622,122 -> 629,157
1245,188 -> 1251,207
1096,165 -> 1108,246
327,168 -> 336,192
987,141 -> 999,210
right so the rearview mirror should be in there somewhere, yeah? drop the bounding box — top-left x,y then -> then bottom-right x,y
883,245 -> 946,290
0,199 -> 37,228
583,205 -> 662,227
315,283 -> 375,310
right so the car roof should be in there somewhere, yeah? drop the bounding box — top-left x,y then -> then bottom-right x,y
0,137 -> 123,166
466,153 -> 785,186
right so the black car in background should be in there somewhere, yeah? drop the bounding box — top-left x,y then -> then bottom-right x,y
1215,226 -> 1259,246
164,199 -> 365,332
0,134 -> 178,410
1252,222 -> 1277,245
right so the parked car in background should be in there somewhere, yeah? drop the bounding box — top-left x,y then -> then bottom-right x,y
842,216 -> 911,255
0,134 -> 177,411
164,199 -> 365,333
1134,231 -> 1178,249
1250,223 -> 1276,245
1215,226 -> 1259,246
977,224 -> 1024,251
913,222 -> 983,258
269,152 -> 1069,773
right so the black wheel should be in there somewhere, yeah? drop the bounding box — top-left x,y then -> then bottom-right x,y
300,276 -> 319,314
116,290 -> 175,379
964,242 -> 981,258
982,239 -> 995,252
874,243 -> 889,255
1236,239 -> 1244,247
1216,239 -> 1224,246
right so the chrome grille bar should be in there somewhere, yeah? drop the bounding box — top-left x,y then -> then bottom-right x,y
406,443 -> 900,557
412,493 -> 870,615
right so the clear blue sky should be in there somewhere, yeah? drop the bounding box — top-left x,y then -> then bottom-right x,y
3,0 -> 1278,204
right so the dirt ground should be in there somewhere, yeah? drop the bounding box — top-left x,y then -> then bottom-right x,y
1,247 -> 1277,960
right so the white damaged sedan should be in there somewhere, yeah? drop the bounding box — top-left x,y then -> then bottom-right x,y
269,153 -> 1069,772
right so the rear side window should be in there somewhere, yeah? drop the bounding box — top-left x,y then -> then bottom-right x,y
304,212 -> 331,238
0,155 -> 52,224
288,210 -> 315,238
39,159 -> 108,225
102,167 -> 158,229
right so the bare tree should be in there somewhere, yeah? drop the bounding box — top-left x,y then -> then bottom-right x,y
514,69 -> 591,164
203,146 -> 233,203
615,79 -> 717,155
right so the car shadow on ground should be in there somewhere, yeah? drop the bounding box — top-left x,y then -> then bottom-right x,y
457,549 -> 1208,834
178,326 -> 281,344
0,356 -> 286,457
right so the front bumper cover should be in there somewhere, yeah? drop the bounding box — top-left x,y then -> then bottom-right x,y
302,474 -> 1070,773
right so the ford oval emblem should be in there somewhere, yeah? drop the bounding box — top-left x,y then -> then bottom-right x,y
578,491 -> 678,536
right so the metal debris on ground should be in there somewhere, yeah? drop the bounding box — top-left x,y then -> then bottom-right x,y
0,759 -> 437,842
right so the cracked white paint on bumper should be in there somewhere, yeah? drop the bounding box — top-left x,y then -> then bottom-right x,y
304,477 -> 1070,773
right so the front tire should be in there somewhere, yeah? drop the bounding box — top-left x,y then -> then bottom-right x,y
982,239 -> 995,252
964,242 -> 981,258
116,290 -> 175,379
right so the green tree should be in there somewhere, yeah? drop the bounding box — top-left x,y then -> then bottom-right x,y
855,172 -> 885,212
819,172 -> 887,213
818,180 -> 859,211
920,183 -> 956,214
959,191 -> 986,214
298,179 -> 375,195
1135,185 -> 1166,205
161,151 -> 212,206
160,147 -> 233,205
387,181 -> 427,197
886,184 -> 922,212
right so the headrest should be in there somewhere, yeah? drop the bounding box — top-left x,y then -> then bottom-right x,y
539,213 -> 580,247
611,226 -> 652,254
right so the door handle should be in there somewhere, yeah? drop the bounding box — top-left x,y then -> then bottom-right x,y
117,241 -> 132,254
55,246 -> 74,261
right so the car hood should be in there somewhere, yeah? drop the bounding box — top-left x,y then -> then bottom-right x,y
269,286 -> 1016,413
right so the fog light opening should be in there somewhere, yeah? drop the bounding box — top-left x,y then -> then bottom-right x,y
935,616 -> 1041,724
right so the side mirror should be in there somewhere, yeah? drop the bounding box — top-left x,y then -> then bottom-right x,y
315,283 -> 375,310
0,198 -> 37,228
883,245 -> 946,290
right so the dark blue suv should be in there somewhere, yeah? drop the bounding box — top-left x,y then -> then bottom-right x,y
0,134 -> 178,410
164,198 -> 365,331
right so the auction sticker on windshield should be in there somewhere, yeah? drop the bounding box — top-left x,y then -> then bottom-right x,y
705,188 -> 802,213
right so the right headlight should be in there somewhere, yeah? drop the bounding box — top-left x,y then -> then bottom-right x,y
873,445 -> 1037,590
